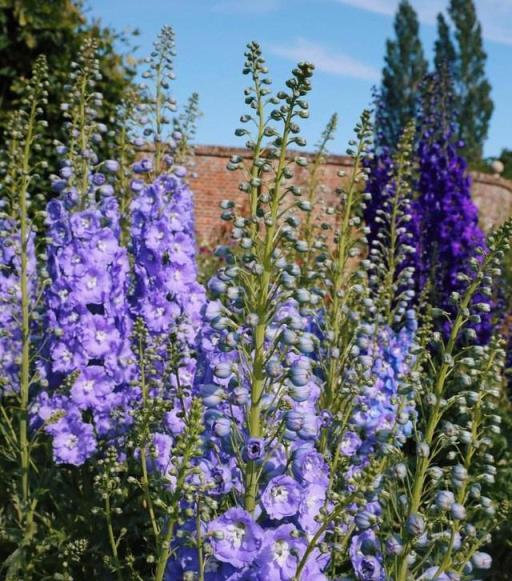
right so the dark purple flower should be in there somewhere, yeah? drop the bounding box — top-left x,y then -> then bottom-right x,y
245,437 -> 265,461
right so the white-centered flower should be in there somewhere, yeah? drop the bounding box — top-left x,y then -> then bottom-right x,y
272,485 -> 289,503
273,540 -> 291,567
65,435 -> 78,449
225,523 -> 245,550
95,330 -> 107,343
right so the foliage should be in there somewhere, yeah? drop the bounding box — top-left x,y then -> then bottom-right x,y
446,0 -> 494,165
378,0 -> 493,166
0,0 -> 137,203
375,0 -> 427,149
434,13 -> 456,75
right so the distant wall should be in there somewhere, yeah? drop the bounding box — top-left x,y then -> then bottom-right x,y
186,145 -> 512,243
471,172 -> 512,232
190,145 -> 352,245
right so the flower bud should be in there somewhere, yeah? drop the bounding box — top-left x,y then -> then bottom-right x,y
435,490 -> 455,511
406,514 -> 425,536
450,503 -> 466,520
472,552 -> 492,570
213,363 -> 232,379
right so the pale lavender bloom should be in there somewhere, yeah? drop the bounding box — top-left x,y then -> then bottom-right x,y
261,475 -> 302,520
208,508 -> 263,568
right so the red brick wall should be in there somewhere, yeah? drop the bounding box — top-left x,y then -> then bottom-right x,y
189,145 -> 354,245
159,145 -> 512,245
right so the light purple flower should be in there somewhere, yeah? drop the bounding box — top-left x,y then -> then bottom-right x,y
255,524 -> 308,580
298,483 -> 326,534
261,475 -> 302,520
292,446 -> 329,486
50,418 -> 97,465
208,508 -> 263,568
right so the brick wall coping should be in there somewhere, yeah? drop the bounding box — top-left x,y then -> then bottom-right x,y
193,147 -> 512,191
193,144 -> 354,167
140,143 -> 512,193
471,171 -> 512,194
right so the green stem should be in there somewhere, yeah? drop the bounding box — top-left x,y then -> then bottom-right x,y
105,493 -> 123,581
245,104 -> 294,512
319,128 -> 366,451
154,454 -> 193,581
138,336 -> 159,544
18,94 -> 37,512
396,272 -> 491,581
196,497 -> 205,581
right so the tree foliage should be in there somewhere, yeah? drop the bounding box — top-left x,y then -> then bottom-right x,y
376,0 -> 427,148
432,0 -> 493,164
434,13 -> 456,75
0,0 -> 136,149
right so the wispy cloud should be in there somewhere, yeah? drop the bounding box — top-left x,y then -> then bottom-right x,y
334,0 -> 512,46
211,0 -> 282,14
333,0 -> 396,16
270,38 -> 379,81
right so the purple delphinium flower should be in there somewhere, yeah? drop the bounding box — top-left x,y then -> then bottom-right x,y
261,475 -> 302,520
36,191 -> 135,465
339,431 -> 363,457
298,483 -> 327,534
349,530 -> 385,581
413,115 -> 491,343
208,508 -> 264,569
0,218 -> 36,394
244,437 -> 265,461
188,291 -> 330,577
342,316 -> 417,579
366,74 -> 491,344
47,412 -> 98,466
255,523 -> 320,581
292,445 -> 329,486
130,173 -> 205,376
129,172 -> 205,473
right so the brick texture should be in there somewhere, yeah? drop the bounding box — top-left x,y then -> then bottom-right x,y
188,145 -> 354,246
152,145 -> 512,245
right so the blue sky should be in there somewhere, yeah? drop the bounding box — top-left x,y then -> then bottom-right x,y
87,0 -> 512,157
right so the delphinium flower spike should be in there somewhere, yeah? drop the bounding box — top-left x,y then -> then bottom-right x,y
342,123 -> 420,580
173,91 -> 201,166
315,110 -> 374,427
0,54 -> 48,576
34,40 -> 135,466
298,112 -> 338,285
413,73 -> 491,345
93,26 -> 207,579
168,42 -> 331,579
137,25 -> 178,178
387,217 -> 512,580
365,121 -> 417,326
300,117 -> 418,579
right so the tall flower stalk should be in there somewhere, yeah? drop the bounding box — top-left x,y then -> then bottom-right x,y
34,40 -> 135,466
388,219 -> 512,580
0,55 -> 48,576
